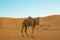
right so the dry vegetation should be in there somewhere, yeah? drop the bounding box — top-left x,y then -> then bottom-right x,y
0,15 -> 60,40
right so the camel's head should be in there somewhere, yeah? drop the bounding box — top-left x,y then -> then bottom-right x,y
35,17 -> 40,25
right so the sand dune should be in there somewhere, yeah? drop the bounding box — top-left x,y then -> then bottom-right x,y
0,15 -> 60,40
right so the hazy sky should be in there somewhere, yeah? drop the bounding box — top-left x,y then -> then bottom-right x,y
0,0 -> 60,18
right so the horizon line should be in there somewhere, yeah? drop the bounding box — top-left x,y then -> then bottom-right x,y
0,14 -> 60,18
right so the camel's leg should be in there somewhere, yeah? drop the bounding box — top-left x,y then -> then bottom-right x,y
21,25 -> 24,37
25,26 -> 29,37
31,26 -> 35,38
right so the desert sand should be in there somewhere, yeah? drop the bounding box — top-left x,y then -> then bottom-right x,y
0,15 -> 60,40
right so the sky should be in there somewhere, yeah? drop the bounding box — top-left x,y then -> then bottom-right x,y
0,0 -> 60,18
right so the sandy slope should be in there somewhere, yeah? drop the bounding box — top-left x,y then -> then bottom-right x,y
0,15 -> 60,40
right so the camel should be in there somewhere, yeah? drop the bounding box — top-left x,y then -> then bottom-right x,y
21,16 -> 40,38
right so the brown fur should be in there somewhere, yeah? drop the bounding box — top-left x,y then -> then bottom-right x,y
21,16 -> 40,37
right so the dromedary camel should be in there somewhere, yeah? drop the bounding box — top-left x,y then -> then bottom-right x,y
21,16 -> 40,38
